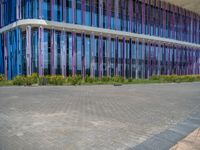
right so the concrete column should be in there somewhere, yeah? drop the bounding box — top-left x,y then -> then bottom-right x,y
129,38 -> 132,78
122,37 -> 126,78
98,34 -> 103,78
7,32 -> 11,80
72,31 -> 76,76
50,28 -> 55,75
142,39 -> 145,78
4,32 -> 8,80
115,37 -> 118,76
147,42 -> 151,78
157,43 -> 161,76
16,28 -> 22,76
90,32 -> 95,78
81,32 -> 86,78
61,29 -> 66,76
176,46 -> 179,75
38,26 -> 44,76
106,35 -> 111,77
26,26 -> 32,76
135,39 -> 139,79
192,49 -> 195,75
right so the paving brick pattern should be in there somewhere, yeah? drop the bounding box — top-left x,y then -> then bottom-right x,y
0,83 -> 200,150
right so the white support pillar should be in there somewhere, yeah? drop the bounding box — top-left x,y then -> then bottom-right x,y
26,26 -> 32,75
61,29 -> 66,77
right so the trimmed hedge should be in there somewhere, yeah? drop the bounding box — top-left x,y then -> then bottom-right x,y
66,75 -> 82,85
3,74 -> 200,86
150,75 -> 200,83
46,75 -> 65,85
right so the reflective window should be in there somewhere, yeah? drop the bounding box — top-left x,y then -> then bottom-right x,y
54,0 -> 62,21
43,0 -> 51,20
44,30 -> 51,75
32,29 -> 38,73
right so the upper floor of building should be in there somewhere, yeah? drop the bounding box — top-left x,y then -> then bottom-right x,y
0,0 -> 200,44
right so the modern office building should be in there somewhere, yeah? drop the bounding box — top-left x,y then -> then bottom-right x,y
0,0 -> 200,80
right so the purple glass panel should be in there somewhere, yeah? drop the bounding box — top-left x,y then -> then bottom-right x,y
162,2 -> 166,37
4,33 -> 8,79
128,0 -> 133,32
172,5 -> 175,39
114,0 -> 119,30
39,0 -> 43,19
81,0 -> 85,25
50,0 -> 54,21
106,0 -> 111,29
122,0 -> 126,31
72,0 -> 76,24
142,0 -> 145,34
26,26 -> 32,75
99,0 -> 103,28
90,0 -> 93,26
62,0 -> 66,22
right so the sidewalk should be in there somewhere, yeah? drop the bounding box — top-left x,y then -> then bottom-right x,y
170,128 -> 200,150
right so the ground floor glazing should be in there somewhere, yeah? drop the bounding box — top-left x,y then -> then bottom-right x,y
0,26 -> 200,80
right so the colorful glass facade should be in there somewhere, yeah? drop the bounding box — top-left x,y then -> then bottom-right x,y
0,0 -> 200,79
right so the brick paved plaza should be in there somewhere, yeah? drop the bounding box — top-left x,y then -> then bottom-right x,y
0,83 -> 200,150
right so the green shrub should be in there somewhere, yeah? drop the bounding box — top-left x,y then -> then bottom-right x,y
85,75 -> 95,83
127,78 -> 133,82
111,76 -> 124,83
0,74 -> 4,82
25,75 -> 35,86
150,75 -> 160,81
46,75 -> 65,85
38,76 -> 48,85
13,76 -> 26,85
31,73 -> 38,84
66,75 -> 82,85
101,76 -> 111,82
149,75 -> 199,83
